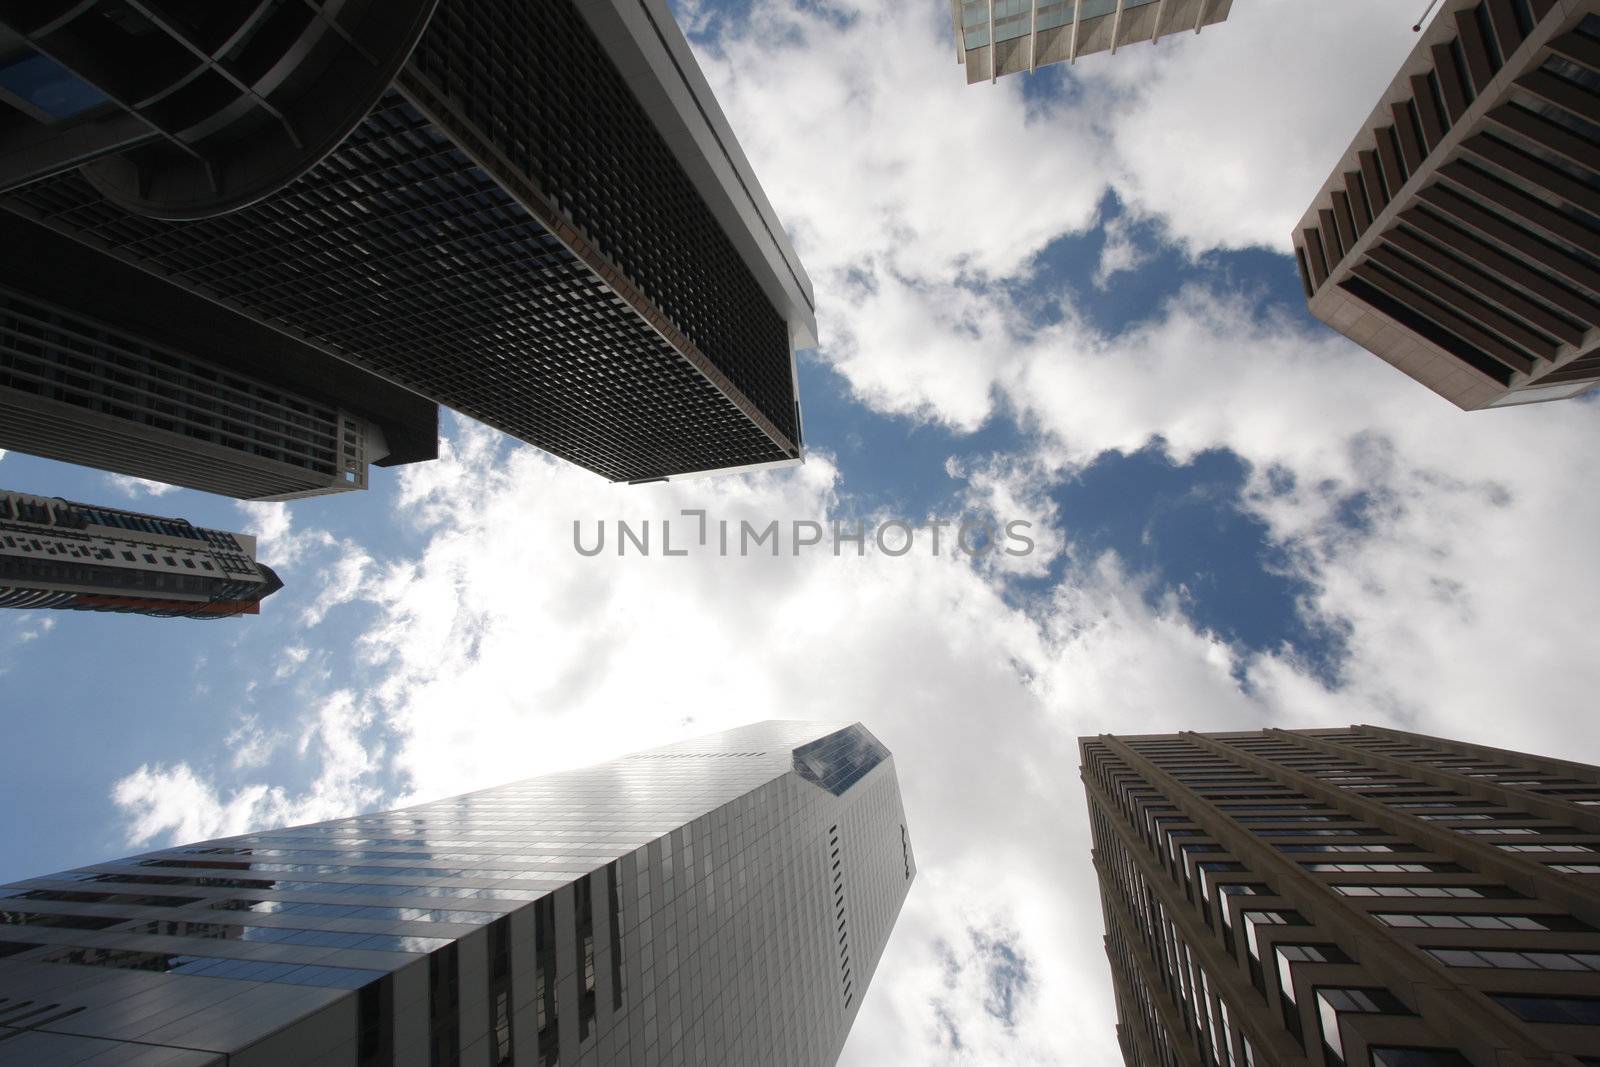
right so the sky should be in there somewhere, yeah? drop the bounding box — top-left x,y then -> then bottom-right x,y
2,1 -> 1600,1064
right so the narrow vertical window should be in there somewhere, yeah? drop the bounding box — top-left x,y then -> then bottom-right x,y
575,875 -> 596,1040
606,861 -> 623,1012
535,896 -> 559,1066
488,916 -> 514,1067
428,943 -> 460,1067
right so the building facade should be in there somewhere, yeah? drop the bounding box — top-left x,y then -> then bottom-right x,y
0,489 -> 282,619
1082,725 -> 1600,1067
950,0 -> 1232,83
1294,0 -> 1600,410
0,720 -> 914,1065
0,0 -> 816,486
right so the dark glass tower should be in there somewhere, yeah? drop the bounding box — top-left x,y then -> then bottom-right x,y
0,721 -> 913,1065
1082,725 -> 1600,1066
0,0 -> 816,487
0,488 -> 282,619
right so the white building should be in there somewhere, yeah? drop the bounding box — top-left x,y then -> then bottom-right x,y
951,0 -> 1233,83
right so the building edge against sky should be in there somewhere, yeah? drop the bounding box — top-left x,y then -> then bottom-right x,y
1081,724 -> 1600,1067
0,720 -> 914,1066
0,489 -> 282,619
1293,0 -> 1600,410
951,0 -> 1233,83
0,0 -> 817,489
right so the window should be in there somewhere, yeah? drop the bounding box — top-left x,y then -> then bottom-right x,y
1497,843 -> 1599,853
1426,947 -> 1600,972
1315,987 -> 1410,1064
1217,884 -> 1270,930
1275,944 -> 1352,1047
0,909 -> 127,931
1550,863 -> 1600,874
132,919 -> 448,954
1278,844 -> 1404,854
1242,910 -> 1307,990
1196,861 -> 1247,900
1331,885 -> 1518,899
1489,994 -> 1600,1026
1370,1049 -> 1472,1066
1376,912 -> 1590,932
38,945 -> 382,989
1303,863 -> 1465,874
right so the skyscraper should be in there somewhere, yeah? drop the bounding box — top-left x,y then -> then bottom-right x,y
0,0 -> 815,487
1293,0 -> 1600,410
0,721 -> 914,1065
0,215 -> 441,502
0,489 -> 282,619
1082,725 -> 1600,1066
950,0 -> 1232,83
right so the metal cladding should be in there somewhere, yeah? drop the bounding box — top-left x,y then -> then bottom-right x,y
0,0 -> 813,485
951,0 -> 1233,83
0,0 -> 440,220
1082,725 -> 1600,1066
1294,0 -> 1600,409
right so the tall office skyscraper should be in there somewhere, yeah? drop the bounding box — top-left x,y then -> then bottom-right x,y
1294,0 -> 1600,410
1082,725 -> 1600,1066
0,489 -> 282,618
950,0 -> 1232,83
0,721 -> 914,1065
0,0 -> 815,488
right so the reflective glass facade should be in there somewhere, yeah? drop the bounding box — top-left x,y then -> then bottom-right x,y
0,720 -> 914,1065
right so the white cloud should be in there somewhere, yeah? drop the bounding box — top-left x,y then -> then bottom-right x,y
1090,0 -> 1434,254
1092,211 -> 1150,290
225,714 -> 284,770
234,501 -> 318,568
232,500 -> 372,627
115,691 -> 385,847
14,616 -> 57,644
103,473 -> 177,498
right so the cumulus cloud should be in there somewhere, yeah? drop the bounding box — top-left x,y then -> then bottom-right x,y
232,500 -> 374,627
1092,211 -> 1151,290
103,473 -> 177,498
225,714 -> 285,770
114,691 -> 386,847
15,616 -> 56,644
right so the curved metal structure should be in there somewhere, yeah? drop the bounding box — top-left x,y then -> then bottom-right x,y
0,0 -> 438,219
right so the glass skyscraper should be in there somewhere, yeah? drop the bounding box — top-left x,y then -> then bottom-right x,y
0,721 -> 914,1065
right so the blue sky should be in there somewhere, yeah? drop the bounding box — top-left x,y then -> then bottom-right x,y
3,1 -> 1600,1064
